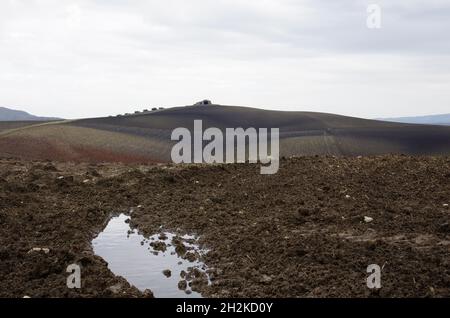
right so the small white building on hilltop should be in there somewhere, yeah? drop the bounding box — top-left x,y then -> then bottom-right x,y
194,100 -> 212,106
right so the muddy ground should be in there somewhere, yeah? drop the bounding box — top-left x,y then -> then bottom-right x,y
0,156 -> 449,297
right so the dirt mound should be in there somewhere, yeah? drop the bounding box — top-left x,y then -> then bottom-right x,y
0,156 -> 449,297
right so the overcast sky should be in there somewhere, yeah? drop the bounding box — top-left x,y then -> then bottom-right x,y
1,0 -> 449,119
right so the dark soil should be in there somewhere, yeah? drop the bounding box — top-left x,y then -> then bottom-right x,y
0,156 -> 449,297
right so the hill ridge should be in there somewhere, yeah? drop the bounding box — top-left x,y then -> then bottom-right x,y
1,105 -> 450,162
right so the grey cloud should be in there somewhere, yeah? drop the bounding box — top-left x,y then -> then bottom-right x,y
0,0 -> 449,119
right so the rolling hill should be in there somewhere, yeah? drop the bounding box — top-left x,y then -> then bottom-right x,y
0,106 -> 61,121
1,104 -> 450,162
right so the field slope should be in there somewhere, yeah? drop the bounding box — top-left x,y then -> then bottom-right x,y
1,104 -> 450,162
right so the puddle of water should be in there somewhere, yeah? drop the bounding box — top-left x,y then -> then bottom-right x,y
92,214 -> 209,298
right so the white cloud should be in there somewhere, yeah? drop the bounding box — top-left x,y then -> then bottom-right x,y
0,0 -> 449,118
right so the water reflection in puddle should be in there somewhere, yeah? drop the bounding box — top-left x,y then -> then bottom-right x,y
92,214 -> 209,298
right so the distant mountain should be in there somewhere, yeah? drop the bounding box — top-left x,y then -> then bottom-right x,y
0,107 -> 61,121
378,114 -> 450,126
